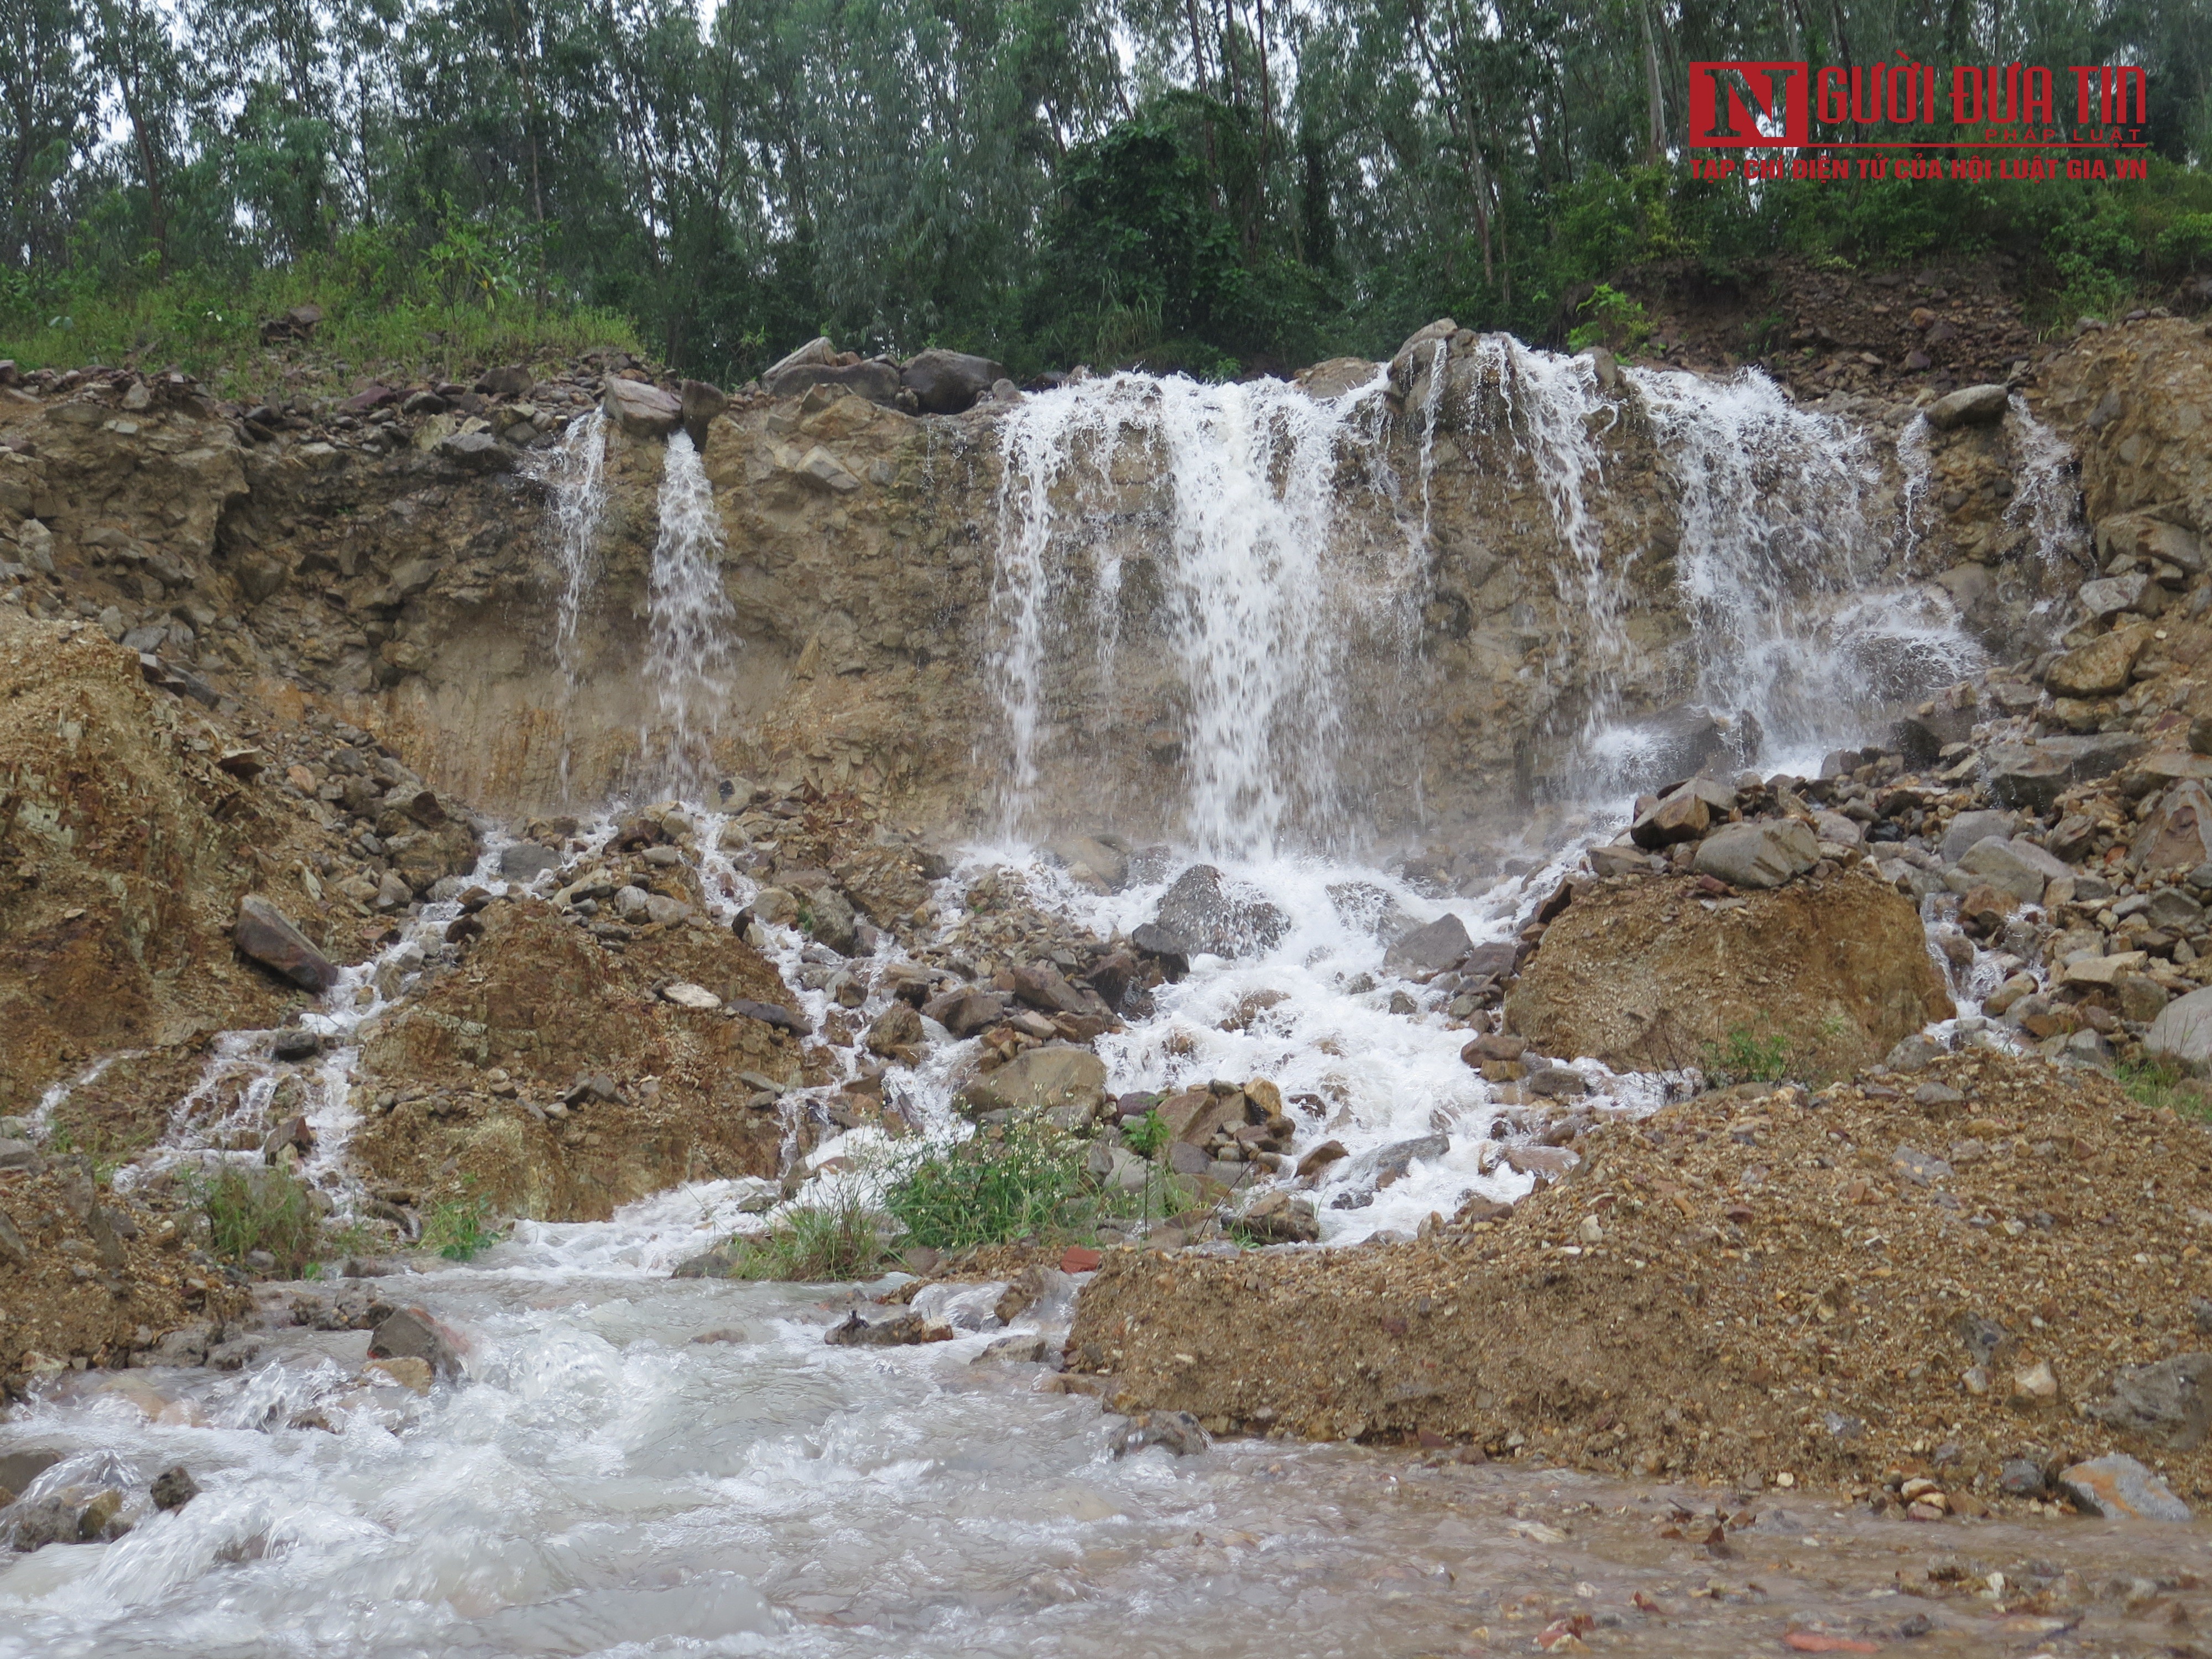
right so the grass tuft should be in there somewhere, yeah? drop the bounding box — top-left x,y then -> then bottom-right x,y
193,1165 -> 321,1275
719,1192 -> 891,1282
420,1193 -> 502,1261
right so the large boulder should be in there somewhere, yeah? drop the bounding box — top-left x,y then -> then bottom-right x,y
2147,987 -> 2212,1074
1148,865 -> 1287,958
1981,733 -> 2147,811
679,378 -> 729,445
1954,836 -> 2069,905
1924,383 -> 2011,430
1691,819 -> 1819,889
2088,1352 -> 2212,1449
900,349 -> 1009,415
959,1044 -> 1108,1125
767,360 -> 901,405
1505,871 -> 1954,1075
1383,913 -> 1472,974
235,896 -> 339,992
602,378 -> 682,439
2134,782 -> 2212,875
2043,624 -> 2151,698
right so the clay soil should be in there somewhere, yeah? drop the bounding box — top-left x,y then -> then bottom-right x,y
1071,1049 -> 2212,1511
0,1166 -> 248,1398
348,895 -> 812,1219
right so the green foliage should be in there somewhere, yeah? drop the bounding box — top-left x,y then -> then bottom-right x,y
720,1192 -> 890,1281
883,1128 -> 1112,1250
1708,1027 -> 1794,1085
1566,284 -> 1652,354
2115,1057 -> 2211,1118
420,1193 -> 500,1261
0,0 -> 2205,381
192,1165 -> 320,1275
1121,1106 -> 1169,1159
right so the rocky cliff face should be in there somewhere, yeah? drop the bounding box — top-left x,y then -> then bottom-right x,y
1,325 -> 2124,860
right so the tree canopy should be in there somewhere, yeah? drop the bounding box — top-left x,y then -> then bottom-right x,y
3,0 -> 2208,382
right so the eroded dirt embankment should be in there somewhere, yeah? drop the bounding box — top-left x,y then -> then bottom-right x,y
1070,1050 -> 2212,1510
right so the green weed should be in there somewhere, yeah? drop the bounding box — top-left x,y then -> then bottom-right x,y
192,1165 -> 321,1275
884,1128 -> 1122,1251
1121,1106 -> 1169,1158
1708,1027 -> 1794,1085
719,1192 -> 891,1282
2116,1058 -> 2211,1118
420,1193 -> 501,1261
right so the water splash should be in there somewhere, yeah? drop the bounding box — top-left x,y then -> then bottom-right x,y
1897,412 -> 1936,555
641,432 -> 740,791
2006,392 -> 2085,576
990,369 -> 1402,858
528,408 -> 611,679
1624,364 -> 1983,775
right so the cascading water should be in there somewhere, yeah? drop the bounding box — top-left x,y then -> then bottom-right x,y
3,339 -> 2140,1657
1624,365 -> 1984,773
639,432 -> 741,791
528,408 -> 611,679
2006,392 -> 2088,579
991,369 -> 1407,857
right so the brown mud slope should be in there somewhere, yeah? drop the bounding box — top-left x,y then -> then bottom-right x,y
349,896 -> 810,1219
0,611 -> 347,1122
1506,869 -> 1954,1078
0,1164 -> 249,1397
1072,1050 -> 2212,1507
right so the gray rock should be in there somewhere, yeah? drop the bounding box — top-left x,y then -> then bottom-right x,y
1111,1409 -> 1210,1457
149,1464 -> 199,1512
1957,836 -> 2070,905
1383,912 -> 1472,974
234,895 -> 340,992
602,377 -> 682,438
1152,865 -> 1286,958
1982,734 -> 2148,811
1048,834 -> 1129,891
824,1308 -> 945,1347
1889,1144 -> 1952,1184
1925,383 -> 2011,430
367,1307 -> 463,1380
796,883 -> 858,953
921,987 -> 1007,1038
437,430 -> 513,472
959,1045 -> 1107,1121
2148,887 -> 2206,930
2057,1453 -> 2193,1521
679,377 -> 728,443
497,842 -> 564,882
1331,1134 -> 1449,1195
2090,1352 -> 2212,1449
1237,1190 -> 1321,1244
974,1333 -> 1057,1365
2079,572 -> 2161,620
2147,986 -> 2212,1073
1997,1458 -> 2048,1496
766,359 -> 901,404
1691,818 -> 1820,889
1941,809 -> 2019,862
900,348 -> 1010,415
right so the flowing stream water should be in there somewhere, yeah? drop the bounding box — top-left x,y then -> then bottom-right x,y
3,357 -> 2143,1655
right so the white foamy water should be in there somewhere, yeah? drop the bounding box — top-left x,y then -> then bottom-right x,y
991,368 -> 1406,857
640,432 -> 741,791
528,408 -> 611,681
2006,392 -> 2085,580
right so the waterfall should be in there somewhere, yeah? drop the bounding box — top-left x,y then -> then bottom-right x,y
2006,393 -> 2086,576
530,408 -> 611,678
1897,413 -> 1936,555
1622,364 -> 1983,773
641,431 -> 740,789
991,369 -> 1402,857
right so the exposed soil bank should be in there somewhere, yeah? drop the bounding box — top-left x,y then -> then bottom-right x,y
1070,1050 -> 2212,1514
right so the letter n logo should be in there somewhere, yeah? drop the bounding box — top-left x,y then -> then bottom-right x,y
1688,61 -> 1809,146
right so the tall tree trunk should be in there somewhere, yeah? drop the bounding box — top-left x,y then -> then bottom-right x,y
1640,0 -> 1666,161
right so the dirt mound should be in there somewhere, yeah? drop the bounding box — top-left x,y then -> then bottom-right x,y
0,611 -> 345,1125
1504,867 -> 1953,1077
348,896 -> 807,1219
0,1162 -> 249,1399
1071,1049 -> 2212,1510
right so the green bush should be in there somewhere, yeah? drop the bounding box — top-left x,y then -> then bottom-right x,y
719,1192 -> 890,1281
1707,1027 -> 1794,1084
420,1193 -> 502,1261
883,1128 -> 1114,1250
193,1165 -> 321,1275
